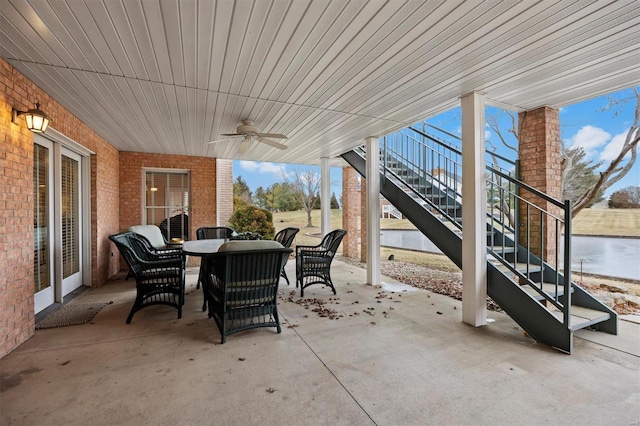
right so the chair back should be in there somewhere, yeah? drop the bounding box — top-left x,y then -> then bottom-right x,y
127,232 -> 156,257
109,232 -> 143,275
274,227 -> 299,248
196,226 -> 234,240
320,229 -> 347,256
128,225 -> 167,248
204,244 -> 292,343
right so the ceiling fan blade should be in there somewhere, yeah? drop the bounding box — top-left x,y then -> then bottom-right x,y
237,138 -> 251,154
205,138 -> 232,145
221,133 -> 242,137
259,138 -> 288,150
257,133 -> 287,139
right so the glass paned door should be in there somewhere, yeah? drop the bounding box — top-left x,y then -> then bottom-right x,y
34,142 -> 53,313
61,149 -> 82,295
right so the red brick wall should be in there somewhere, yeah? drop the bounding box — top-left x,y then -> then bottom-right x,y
118,152 -> 218,266
518,106 -> 562,262
341,166 -> 360,258
0,58 -> 120,357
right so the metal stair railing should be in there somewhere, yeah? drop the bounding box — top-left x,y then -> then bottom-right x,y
377,123 -> 574,329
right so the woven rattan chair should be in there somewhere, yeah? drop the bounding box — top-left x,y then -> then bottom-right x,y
195,226 -> 235,292
125,231 -> 183,280
202,240 -> 292,343
295,229 -> 347,297
110,232 -> 185,324
274,227 -> 299,285
196,226 -> 235,240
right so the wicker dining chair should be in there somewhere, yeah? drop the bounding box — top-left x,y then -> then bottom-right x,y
295,229 -> 347,297
273,227 -> 299,285
201,240 -> 292,343
109,232 -> 185,324
196,226 -> 235,240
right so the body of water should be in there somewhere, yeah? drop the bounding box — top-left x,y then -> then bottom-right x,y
380,229 -> 640,281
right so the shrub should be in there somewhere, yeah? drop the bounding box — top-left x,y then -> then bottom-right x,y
229,205 -> 276,239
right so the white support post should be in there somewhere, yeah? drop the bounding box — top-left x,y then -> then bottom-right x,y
461,92 -> 488,327
320,157 -> 331,237
365,137 -> 381,286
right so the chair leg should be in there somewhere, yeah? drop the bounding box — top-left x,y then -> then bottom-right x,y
281,269 -> 290,286
274,309 -> 282,334
126,308 -> 136,324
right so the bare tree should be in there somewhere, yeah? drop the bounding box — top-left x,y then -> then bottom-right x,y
486,87 -> 640,218
283,168 -> 321,227
572,87 -> 639,215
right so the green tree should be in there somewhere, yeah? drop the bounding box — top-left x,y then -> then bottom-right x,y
330,192 -> 340,209
233,176 -> 252,208
271,182 -> 302,211
254,186 -> 267,209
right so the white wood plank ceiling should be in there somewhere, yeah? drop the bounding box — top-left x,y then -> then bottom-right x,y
2,0 -> 639,165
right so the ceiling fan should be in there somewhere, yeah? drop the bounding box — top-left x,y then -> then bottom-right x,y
207,120 -> 288,154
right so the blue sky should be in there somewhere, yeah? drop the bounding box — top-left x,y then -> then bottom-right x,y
234,87 -> 639,200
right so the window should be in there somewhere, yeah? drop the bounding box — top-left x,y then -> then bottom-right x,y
144,170 -> 190,241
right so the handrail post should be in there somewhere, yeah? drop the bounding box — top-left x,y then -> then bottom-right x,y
514,159 -> 521,246
563,199 -> 572,327
382,136 -> 387,181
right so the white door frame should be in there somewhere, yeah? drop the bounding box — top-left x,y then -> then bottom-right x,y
33,137 -> 55,313
35,130 -> 93,307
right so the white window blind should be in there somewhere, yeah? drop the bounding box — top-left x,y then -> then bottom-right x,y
145,171 -> 190,241
61,155 -> 79,278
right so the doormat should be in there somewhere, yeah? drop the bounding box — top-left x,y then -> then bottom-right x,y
36,303 -> 108,330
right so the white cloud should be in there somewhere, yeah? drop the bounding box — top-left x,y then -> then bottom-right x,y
238,160 -> 284,176
599,132 -> 629,162
566,125 -> 611,158
485,129 -> 492,140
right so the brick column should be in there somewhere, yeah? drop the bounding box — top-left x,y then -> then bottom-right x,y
360,177 -> 367,263
518,106 -> 562,263
341,166 -> 359,258
216,159 -> 233,226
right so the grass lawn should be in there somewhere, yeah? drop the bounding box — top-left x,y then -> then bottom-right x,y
272,207 -> 640,275
572,208 -> 640,237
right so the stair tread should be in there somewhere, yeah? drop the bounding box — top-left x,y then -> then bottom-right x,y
523,282 -> 570,298
551,306 -> 610,330
491,261 -> 542,273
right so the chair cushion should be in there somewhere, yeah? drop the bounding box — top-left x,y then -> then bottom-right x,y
129,225 -> 166,249
218,240 -> 283,252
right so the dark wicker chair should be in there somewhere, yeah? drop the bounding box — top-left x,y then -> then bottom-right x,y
125,232 -> 182,280
202,241 -> 292,343
109,232 -> 185,324
274,227 -> 299,285
196,226 -> 235,240
296,229 -> 347,297
195,226 -> 235,292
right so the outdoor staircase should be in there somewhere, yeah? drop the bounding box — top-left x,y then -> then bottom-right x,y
341,124 -> 617,354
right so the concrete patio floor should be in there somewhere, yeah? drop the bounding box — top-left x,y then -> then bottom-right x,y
1,260 -> 639,425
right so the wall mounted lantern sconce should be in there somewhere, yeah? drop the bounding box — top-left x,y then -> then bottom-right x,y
11,102 -> 50,133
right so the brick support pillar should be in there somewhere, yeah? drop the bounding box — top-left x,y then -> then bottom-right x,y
518,106 -> 562,263
216,159 -> 233,226
360,177 -> 367,263
341,166 -> 360,258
